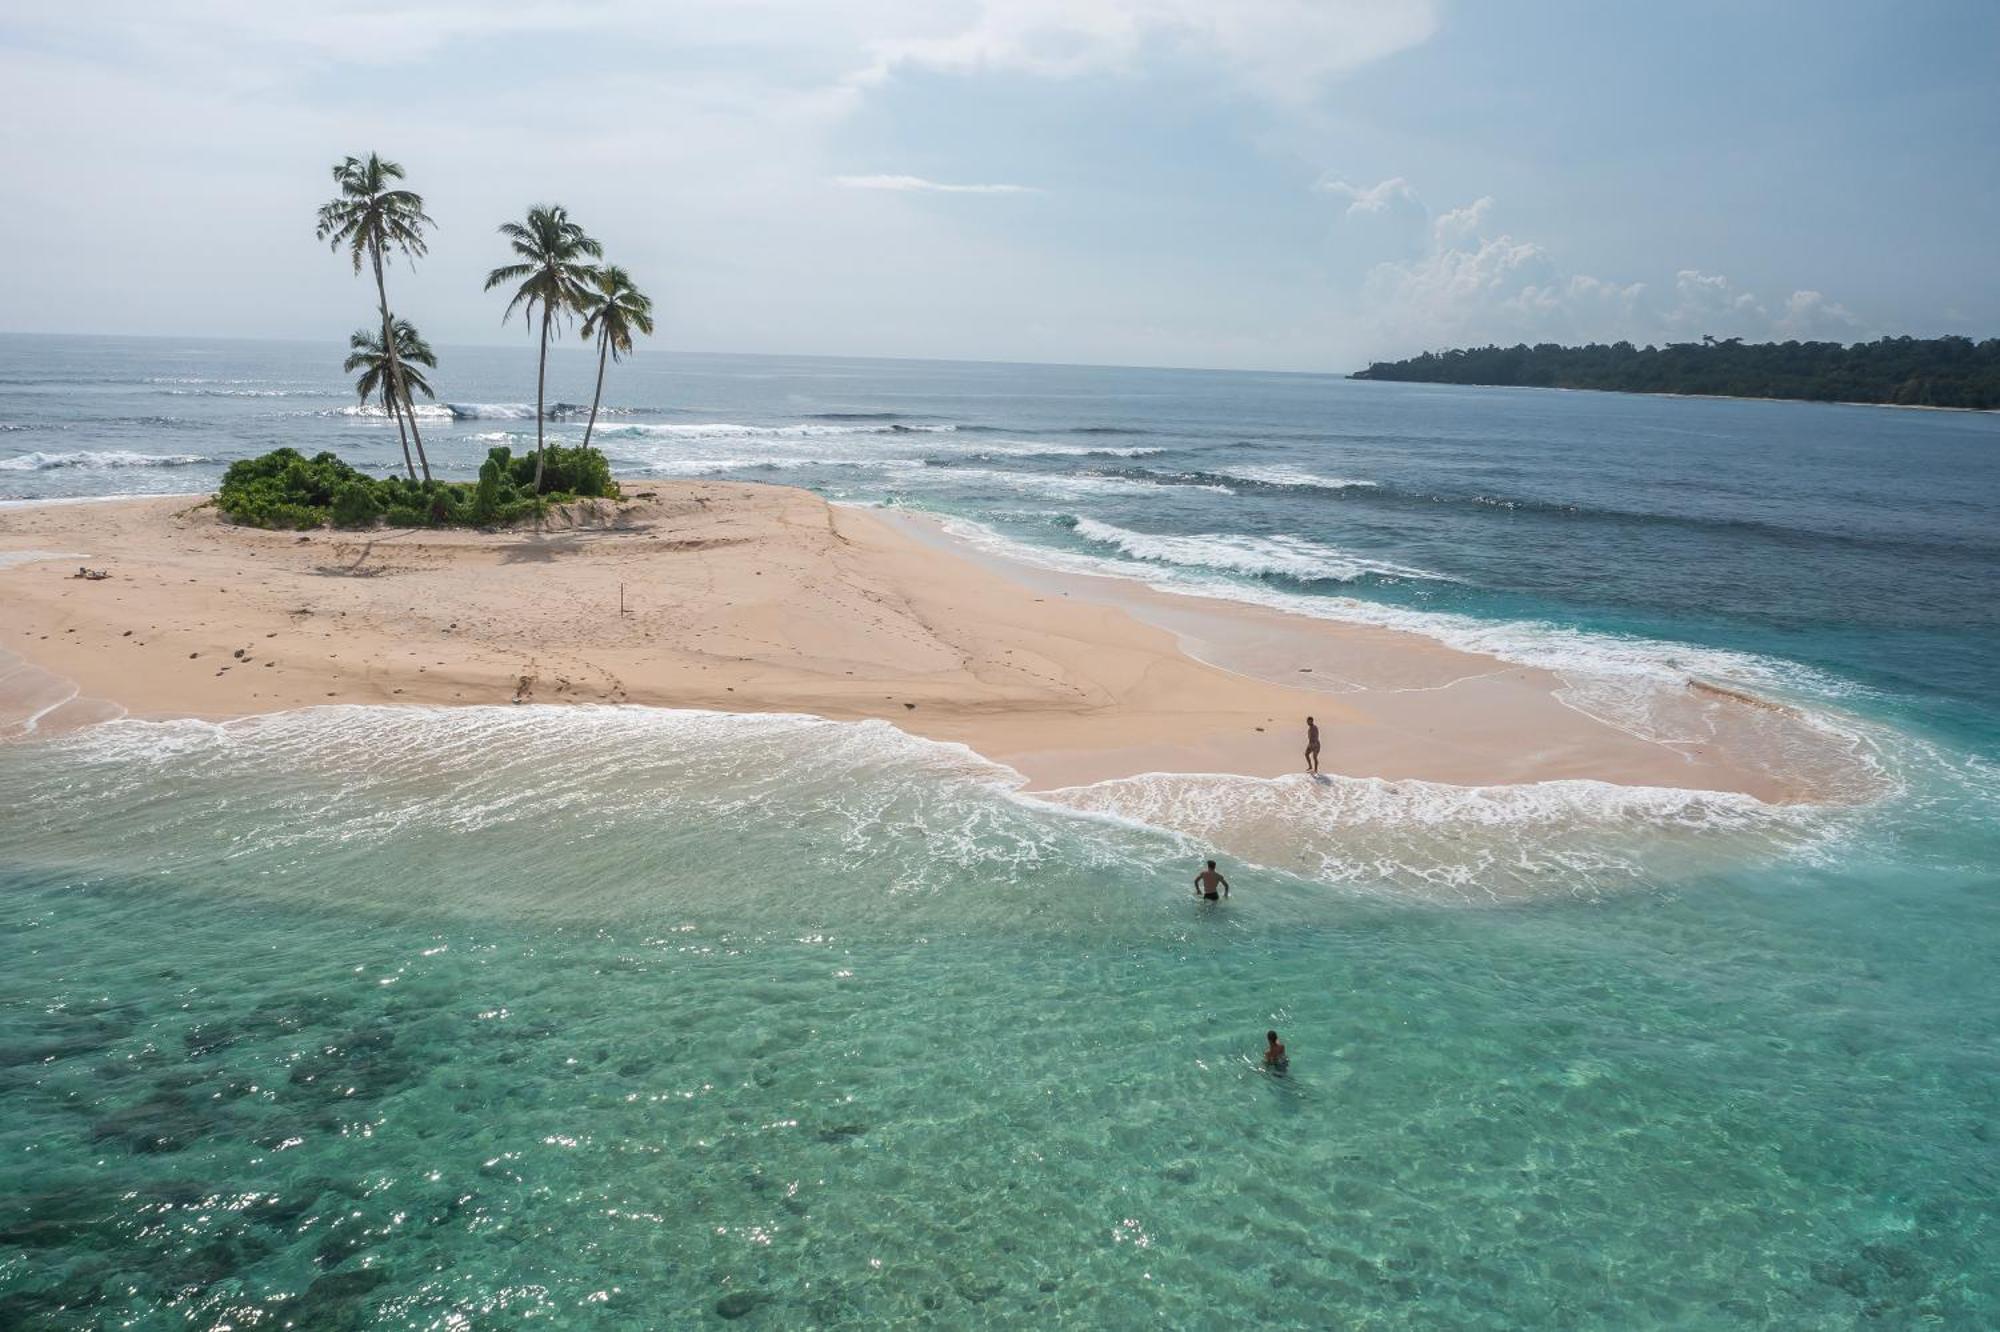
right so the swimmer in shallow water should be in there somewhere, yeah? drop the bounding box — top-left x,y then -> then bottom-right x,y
1193,859 -> 1230,901
1264,1030 -> 1288,1073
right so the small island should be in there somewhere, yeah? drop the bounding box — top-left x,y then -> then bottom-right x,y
1351,335 -> 2000,410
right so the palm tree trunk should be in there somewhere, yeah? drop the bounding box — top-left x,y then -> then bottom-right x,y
582,329 -> 609,450
387,387 -> 416,480
370,245 -> 432,484
532,305 -> 551,494
401,384 -> 433,484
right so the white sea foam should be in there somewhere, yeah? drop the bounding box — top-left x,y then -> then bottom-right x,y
0,450 -> 209,471
160,388 -> 336,398
613,453 -> 930,477
927,469 -> 1229,500
1215,465 -> 1377,491
0,493 -> 203,510
962,441 -> 1166,459
612,421 -> 957,440
447,403 -> 537,420
930,513 -> 1854,706
34,703 -> 1865,906
1070,517 -> 1439,582
328,402 -> 454,420
1029,770 -> 1836,903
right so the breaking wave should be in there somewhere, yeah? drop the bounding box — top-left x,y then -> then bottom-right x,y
930,513 -> 1862,723
0,450 -> 210,471
1212,465 -> 1379,492
607,421 -> 960,440
1067,517 -> 1441,583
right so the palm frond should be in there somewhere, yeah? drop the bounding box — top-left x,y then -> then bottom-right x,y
484,262 -> 534,291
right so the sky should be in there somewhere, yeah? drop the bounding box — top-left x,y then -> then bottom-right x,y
1,0 -> 1995,372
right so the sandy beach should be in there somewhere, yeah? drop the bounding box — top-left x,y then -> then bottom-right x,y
1,484 -> 1849,799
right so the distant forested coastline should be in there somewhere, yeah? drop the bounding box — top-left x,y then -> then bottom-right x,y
1351,336 -> 2000,410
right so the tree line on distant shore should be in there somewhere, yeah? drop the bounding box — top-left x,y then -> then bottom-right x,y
314,151 -> 655,492
1351,336 -> 2000,410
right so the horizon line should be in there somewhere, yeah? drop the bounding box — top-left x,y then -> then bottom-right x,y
0,328 -> 1368,381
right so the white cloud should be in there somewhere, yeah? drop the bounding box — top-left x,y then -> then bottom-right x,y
854,0 -> 1440,102
1316,176 -> 1422,218
1430,196 -> 1494,248
834,175 -> 1040,195
1774,288 -> 1862,339
1340,183 -> 1867,353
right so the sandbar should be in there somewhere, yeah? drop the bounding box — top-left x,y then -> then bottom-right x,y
0,486 -> 1853,800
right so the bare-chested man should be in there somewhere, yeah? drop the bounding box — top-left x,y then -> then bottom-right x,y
1193,859 -> 1230,901
1304,716 -> 1321,775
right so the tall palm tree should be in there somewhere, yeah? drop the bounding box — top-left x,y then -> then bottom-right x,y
577,266 -> 655,450
316,153 -> 436,483
344,320 -> 438,480
483,205 -> 602,492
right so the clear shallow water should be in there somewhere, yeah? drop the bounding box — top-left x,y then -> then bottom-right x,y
2,336 -> 1997,1326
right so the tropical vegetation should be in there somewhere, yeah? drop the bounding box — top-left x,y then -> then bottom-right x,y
343,319 -> 436,480
1352,335 -> 2000,410
235,155 -> 660,533
315,153 -> 437,480
578,265 -> 656,449
483,205 -> 605,492
216,445 -> 618,531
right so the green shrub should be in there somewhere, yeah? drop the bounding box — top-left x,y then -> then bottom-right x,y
507,443 -> 619,498
471,450 -> 505,523
330,479 -> 383,528
214,443 -> 620,531
217,448 -> 374,528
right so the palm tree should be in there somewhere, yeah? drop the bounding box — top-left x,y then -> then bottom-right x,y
577,266 -> 655,450
344,320 -> 438,480
316,153 -> 436,483
483,205 -> 602,492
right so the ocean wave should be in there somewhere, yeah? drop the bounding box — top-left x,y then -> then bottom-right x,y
30,705 -> 1107,911
1068,517 -> 1439,582
1212,465 -> 1378,492
144,376 -> 274,386
21,703 -> 1852,906
953,442 -> 1166,459
929,513 -> 1855,705
616,455 -> 930,477
1345,480 -> 2000,558
609,421 -> 959,441
0,449 -> 210,472
324,402 -> 454,420
902,468 -> 1229,501
447,403 -> 536,420
1031,770 -> 1834,904
158,387 -> 338,399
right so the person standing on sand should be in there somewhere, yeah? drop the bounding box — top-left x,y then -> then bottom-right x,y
1194,860 -> 1230,901
1304,716 -> 1321,775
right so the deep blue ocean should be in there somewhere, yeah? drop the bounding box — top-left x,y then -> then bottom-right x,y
3,333 -> 1996,1327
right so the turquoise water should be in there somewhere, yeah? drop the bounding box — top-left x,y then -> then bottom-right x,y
3,339 -> 1999,1326
3,707 -> 1994,1327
